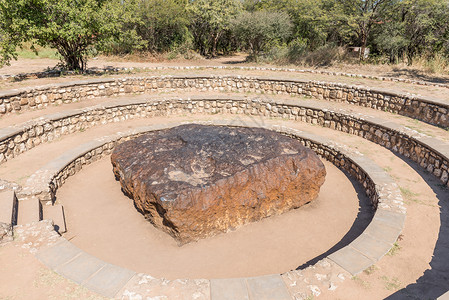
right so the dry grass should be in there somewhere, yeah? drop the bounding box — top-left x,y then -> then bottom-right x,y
97,50 -> 204,64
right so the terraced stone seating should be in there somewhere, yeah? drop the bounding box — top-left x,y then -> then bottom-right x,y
0,69 -> 448,299
16,121 -> 405,298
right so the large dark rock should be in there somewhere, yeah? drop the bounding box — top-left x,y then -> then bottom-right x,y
111,124 -> 326,244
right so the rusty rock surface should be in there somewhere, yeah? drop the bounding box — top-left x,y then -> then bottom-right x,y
111,124 -> 326,244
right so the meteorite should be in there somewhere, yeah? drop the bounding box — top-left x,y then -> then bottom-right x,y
111,124 -> 326,244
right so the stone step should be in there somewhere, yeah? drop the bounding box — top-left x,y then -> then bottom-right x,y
0,190 -> 17,225
43,204 -> 67,233
210,275 -> 291,300
18,197 -> 42,225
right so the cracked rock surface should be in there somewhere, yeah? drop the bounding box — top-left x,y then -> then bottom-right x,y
111,124 -> 326,244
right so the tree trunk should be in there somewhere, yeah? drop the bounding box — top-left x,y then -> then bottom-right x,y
360,32 -> 367,61
60,48 -> 86,71
212,32 -> 220,57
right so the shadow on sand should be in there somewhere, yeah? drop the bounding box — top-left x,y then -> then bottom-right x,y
385,155 -> 449,300
297,153 -> 449,299
384,68 -> 449,85
296,169 -> 375,270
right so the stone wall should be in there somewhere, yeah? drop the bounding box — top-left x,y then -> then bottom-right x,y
16,122 -> 405,297
18,121 -> 404,280
0,222 -> 13,244
20,121 -> 400,214
57,127 -> 380,207
3,97 -> 448,188
0,76 -> 447,128
2,65 -> 448,89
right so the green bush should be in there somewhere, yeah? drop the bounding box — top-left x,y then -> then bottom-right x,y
232,11 -> 292,58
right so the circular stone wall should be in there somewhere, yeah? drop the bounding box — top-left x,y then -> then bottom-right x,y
58,152 -> 370,278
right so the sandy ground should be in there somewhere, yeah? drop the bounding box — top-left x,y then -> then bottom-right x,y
0,55 -> 448,101
0,243 -> 106,300
57,158 -> 369,279
0,57 -> 447,298
0,91 -> 447,147
0,112 -> 445,299
1,54 -> 449,83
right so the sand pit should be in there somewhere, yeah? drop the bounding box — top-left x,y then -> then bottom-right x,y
57,156 -> 372,279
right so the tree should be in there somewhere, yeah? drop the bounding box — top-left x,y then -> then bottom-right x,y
329,0 -> 398,60
232,11 -> 292,58
400,0 -> 449,64
98,0 -> 146,55
136,0 -> 190,52
257,0 -> 328,51
374,18 -> 408,63
371,0 -> 449,64
0,0 -> 122,70
187,0 -> 242,57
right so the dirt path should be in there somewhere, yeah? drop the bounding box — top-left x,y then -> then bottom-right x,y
1,56 -> 448,101
0,243 -> 105,300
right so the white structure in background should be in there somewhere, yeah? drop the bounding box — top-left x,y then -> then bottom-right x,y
348,47 -> 370,59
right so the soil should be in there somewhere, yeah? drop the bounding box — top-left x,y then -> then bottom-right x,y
0,243 -> 105,300
2,53 -> 449,83
0,55 -> 448,101
0,56 -> 447,299
57,157 -> 362,279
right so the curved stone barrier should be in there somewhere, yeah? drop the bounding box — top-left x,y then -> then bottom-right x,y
22,120 -> 404,299
0,75 -> 447,128
2,65 -> 448,89
3,96 -> 448,188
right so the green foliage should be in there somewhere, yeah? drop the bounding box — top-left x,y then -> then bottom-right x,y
136,0 -> 190,52
387,242 -> 401,256
401,0 -> 449,64
0,0 -> 123,70
1,0 -> 448,68
232,11 -> 292,58
254,0 -> 324,49
329,0 -> 398,60
381,275 -> 402,291
98,0 -> 146,55
187,0 -> 242,57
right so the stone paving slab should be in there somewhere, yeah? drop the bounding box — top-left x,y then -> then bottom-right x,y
328,246 -> 375,275
83,263 -> 135,298
45,109 -> 83,122
36,239 -> 139,299
17,197 -> 42,225
0,190 -> 16,225
363,218 -> 402,245
36,239 -> 82,269
0,126 -> 23,141
43,204 -> 66,233
246,275 -> 291,300
55,251 -> 106,284
210,278 -> 249,300
350,233 -> 392,261
373,209 -> 406,229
